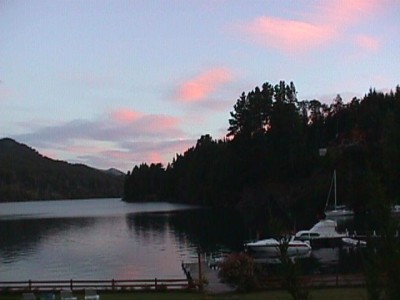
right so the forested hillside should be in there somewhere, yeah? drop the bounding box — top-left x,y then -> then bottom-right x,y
124,81 -> 400,222
0,138 -> 124,202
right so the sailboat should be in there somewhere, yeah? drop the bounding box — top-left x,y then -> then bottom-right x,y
324,170 -> 354,217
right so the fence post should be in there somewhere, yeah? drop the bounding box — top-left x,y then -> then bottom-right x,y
336,271 -> 339,286
112,279 -> 115,291
70,279 -> 73,290
28,280 -> 32,291
198,251 -> 203,290
155,278 -> 157,290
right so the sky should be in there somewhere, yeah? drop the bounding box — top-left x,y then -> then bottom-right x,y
1,0 -> 399,172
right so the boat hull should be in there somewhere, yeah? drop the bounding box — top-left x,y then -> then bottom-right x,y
297,237 -> 344,248
325,209 -> 354,217
245,239 -> 311,257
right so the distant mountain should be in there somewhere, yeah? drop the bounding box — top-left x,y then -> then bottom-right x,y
103,168 -> 125,176
0,138 -> 124,202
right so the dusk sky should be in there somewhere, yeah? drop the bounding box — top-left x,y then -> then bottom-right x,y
1,0 -> 399,172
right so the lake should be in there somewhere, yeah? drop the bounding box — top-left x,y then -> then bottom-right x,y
0,198 -> 247,281
0,198 -> 369,281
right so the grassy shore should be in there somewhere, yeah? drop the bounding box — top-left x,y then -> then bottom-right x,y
1,288 -> 367,300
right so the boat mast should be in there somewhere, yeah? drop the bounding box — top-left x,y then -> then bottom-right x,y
325,170 -> 335,210
333,169 -> 337,210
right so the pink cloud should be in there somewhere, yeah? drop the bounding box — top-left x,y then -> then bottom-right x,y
243,16 -> 333,53
239,0 -> 383,53
176,68 -> 233,102
146,152 -> 163,164
356,35 -> 380,52
321,0 -> 381,26
68,139 -> 193,171
15,109 -> 191,170
110,109 -> 142,123
119,138 -> 196,165
109,109 -> 181,136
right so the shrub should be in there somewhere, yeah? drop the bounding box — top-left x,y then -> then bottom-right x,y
278,238 -> 309,300
218,252 -> 259,292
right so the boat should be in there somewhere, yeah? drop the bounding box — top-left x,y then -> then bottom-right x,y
251,251 -> 311,264
244,236 -> 311,257
324,170 -> 354,217
342,237 -> 367,247
294,219 -> 348,247
391,205 -> 400,214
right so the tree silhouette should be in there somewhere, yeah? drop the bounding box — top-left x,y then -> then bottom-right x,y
123,82 -> 400,231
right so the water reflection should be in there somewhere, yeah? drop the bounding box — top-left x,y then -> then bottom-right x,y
125,208 -> 248,253
126,212 -> 170,236
1,200 -> 243,280
0,218 -> 95,264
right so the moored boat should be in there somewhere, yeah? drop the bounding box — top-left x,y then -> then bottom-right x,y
325,205 -> 354,217
294,219 -> 347,247
244,236 -> 311,257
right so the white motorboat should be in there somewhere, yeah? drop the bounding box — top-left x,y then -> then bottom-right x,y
294,219 -> 347,247
244,236 -> 311,257
324,170 -> 354,217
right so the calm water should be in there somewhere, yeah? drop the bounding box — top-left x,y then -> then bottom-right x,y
0,199 -> 247,281
0,199 -> 375,281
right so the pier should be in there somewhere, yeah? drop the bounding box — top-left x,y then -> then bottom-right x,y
182,253 -> 235,294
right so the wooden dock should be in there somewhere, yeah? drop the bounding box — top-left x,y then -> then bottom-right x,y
182,254 -> 235,294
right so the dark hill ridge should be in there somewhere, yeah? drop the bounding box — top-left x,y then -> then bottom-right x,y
0,138 -> 124,202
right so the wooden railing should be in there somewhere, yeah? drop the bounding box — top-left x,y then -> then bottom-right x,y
0,273 -> 366,293
0,278 -> 194,292
264,273 -> 365,290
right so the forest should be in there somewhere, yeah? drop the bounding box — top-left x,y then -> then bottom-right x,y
0,138 -> 124,202
123,81 -> 400,224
